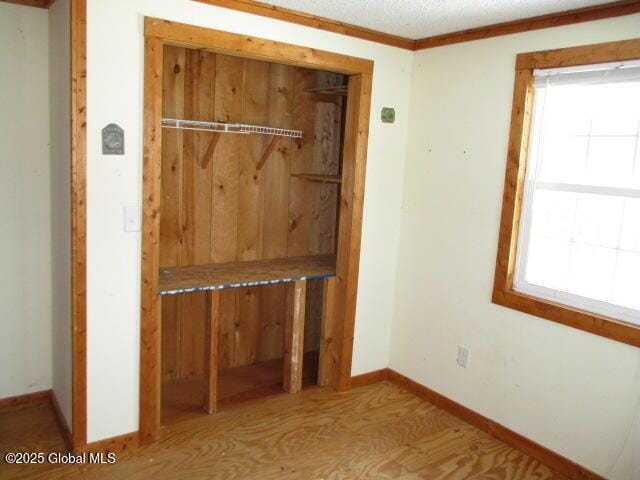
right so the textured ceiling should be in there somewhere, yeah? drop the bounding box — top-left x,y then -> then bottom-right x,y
259,0 -> 609,39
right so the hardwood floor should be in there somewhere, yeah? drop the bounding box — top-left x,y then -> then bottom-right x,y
0,382 -> 566,479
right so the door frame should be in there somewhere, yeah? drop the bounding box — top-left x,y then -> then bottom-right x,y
140,17 -> 373,445
71,0 -> 88,452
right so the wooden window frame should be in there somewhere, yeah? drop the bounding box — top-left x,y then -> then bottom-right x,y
493,38 -> 640,348
140,17 -> 373,445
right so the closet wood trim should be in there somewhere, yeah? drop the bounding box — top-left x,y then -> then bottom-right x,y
332,73 -> 372,391
140,35 -> 165,446
144,17 -> 373,75
140,19 -> 373,444
71,0 -> 88,452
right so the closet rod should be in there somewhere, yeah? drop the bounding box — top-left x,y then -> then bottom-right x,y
162,118 -> 303,138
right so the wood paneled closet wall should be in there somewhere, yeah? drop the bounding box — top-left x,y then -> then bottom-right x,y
159,45 -> 346,381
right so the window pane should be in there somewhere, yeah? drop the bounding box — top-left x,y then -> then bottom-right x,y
525,236 -> 570,290
543,86 -> 591,136
613,251 -> 640,310
585,137 -> 636,188
567,244 -> 616,301
590,83 -> 640,136
530,189 -> 577,241
518,67 -> 640,323
538,136 -> 588,183
572,194 -> 625,248
620,198 -> 640,253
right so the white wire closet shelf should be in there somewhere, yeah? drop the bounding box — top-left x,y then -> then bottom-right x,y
162,118 -> 303,138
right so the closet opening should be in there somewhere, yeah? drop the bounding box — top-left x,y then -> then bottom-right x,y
141,17 -> 372,444
157,45 -> 348,426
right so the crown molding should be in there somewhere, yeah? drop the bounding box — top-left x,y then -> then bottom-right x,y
415,0 -> 640,50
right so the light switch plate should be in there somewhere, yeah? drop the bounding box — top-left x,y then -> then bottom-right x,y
124,206 -> 141,232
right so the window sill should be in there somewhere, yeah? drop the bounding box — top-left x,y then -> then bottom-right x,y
492,288 -> 640,347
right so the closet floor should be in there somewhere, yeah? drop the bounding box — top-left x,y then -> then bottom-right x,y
161,351 -> 319,425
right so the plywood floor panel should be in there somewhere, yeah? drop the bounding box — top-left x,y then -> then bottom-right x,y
2,383 -> 567,480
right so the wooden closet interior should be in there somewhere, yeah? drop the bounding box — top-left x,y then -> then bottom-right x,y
158,44 -> 348,425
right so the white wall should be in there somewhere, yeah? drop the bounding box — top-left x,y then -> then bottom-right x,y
49,0 -> 73,429
85,0 -> 412,442
0,3 -> 52,400
391,14 -> 640,480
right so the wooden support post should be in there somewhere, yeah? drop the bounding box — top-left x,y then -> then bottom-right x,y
203,289 -> 221,414
283,280 -> 306,393
201,132 -> 221,169
317,277 -> 336,386
256,135 -> 281,170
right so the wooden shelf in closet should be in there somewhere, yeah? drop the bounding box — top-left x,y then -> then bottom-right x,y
159,255 -> 336,295
291,174 -> 342,184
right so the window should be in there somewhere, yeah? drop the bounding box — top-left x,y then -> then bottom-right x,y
493,39 -> 640,347
516,60 -> 640,325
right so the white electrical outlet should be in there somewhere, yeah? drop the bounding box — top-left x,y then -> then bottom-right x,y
124,206 -> 141,232
457,346 -> 470,368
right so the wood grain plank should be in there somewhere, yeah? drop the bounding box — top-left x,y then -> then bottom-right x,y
493,68 -> 533,295
159,255 -> 336,293
1,382 -> 585,479
317,276 -> 336,386
310,71 -> 342,257
331,74 -> 372,390
237,58 -> 268,262
160,45 -> 185,381
283,280 -> 306,393
288,68 -> 317,257
139,34 -> 164,445
386,370 -> 602,480
304,72 -> 344,354
144,17 -> 375,75
258,62 -> 294,362
210,53 -> 242,264
516,37 -> 640,70
0,389 -> 51,412
204,290 -> 221,414
71,0 -> 88,450
211,53 -> 244,369
236,58 -> 270,366
179,49 -> 216,378
161,352 -> 319,425
303,279 -> 323,354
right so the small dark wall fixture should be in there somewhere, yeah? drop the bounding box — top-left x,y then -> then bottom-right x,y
381,107 -> 395,123
102,123 -> 125,155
